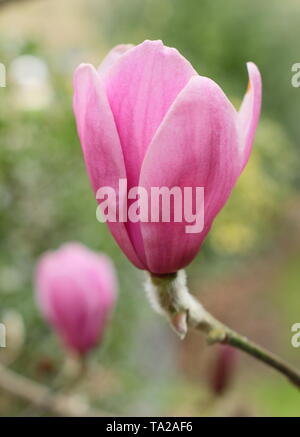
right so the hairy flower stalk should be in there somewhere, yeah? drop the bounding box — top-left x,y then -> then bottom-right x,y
146,270 -> 300,389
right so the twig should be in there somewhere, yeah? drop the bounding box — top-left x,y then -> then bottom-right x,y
146,270 -> 300,390
0,363 -> 114,416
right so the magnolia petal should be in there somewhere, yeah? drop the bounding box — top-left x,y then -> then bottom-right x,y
139,76 -> 240,274
73,64 -> 145,269
238,62 -> 262,171
103,40 -> 198,189
98,44 -> 135,76
102,40 -> 197,263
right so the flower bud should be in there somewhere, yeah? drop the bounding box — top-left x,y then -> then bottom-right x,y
209,344 -> 237,396
35,243 -> 117,356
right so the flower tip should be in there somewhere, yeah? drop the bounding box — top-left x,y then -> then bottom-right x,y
246,61 -> 262,82
72,63 -> 95,88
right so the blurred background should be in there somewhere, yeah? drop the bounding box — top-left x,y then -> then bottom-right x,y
0,0 -> 300,417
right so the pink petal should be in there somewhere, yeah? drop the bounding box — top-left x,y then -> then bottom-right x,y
103,39 -> 197,189
238,62 -> 262,171
98,44 -> 135,76
73,64 -> 145,269
139,76 -> 240,274
103,40 -> 197,263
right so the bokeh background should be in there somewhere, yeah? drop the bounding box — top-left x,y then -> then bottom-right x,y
0,0 -> 300,417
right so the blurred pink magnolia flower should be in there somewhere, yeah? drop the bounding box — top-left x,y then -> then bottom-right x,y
73,40 -> 261,275
35,243 -> 117,356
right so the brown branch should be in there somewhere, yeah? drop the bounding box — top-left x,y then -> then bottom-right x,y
0,363 -> 114,416
147,271 -> 300,390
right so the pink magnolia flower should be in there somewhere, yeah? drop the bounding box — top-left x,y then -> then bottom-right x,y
35,243 -> 117,356
73,40 -> 261,275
